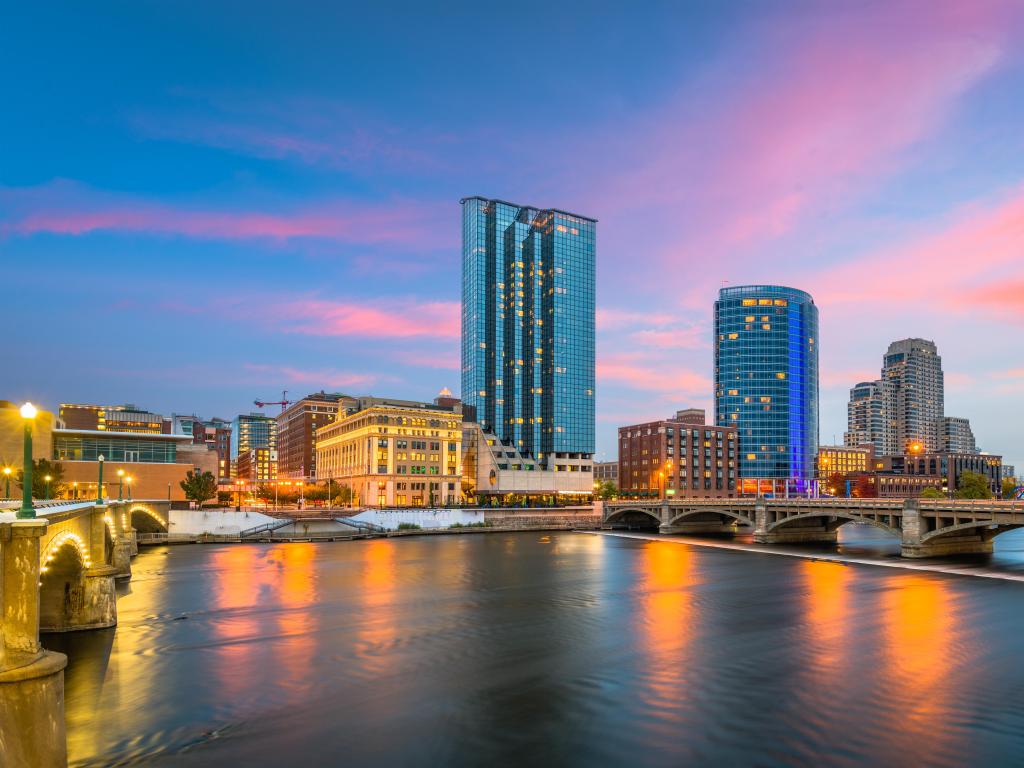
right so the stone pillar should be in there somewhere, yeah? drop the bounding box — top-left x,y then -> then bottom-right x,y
39,564 -> 118,633
0,519 -> 69,767
103,504 -> 132,581
753,498 -> 769,542
900,498 -> 993,558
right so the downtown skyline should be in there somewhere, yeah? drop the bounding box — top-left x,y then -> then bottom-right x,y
3,2 -> 1024,472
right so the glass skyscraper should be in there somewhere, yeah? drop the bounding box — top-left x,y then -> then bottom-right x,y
714,285 -> 818,493
461,196 -> 595,463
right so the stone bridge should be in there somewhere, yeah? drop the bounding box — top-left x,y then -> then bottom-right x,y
603,497 -> 1024,558
0,498 -> 170,764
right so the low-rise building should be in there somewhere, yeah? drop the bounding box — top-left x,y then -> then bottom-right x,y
59,403 -> 165,434
618,409 -> 738,498
51,428 -> 209,501
594,461 -> 618,484
816,445 -> 873,480
461,422 -> 593,502
316,397 -> 463,507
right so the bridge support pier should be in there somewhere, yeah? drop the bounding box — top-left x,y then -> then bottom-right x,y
40,565 -> 118,633
900,500 -> 994,558
0,519 -> 69,767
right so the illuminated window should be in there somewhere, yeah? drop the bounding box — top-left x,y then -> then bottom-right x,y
747,453 -> 757,461
728,333 -> 739,340
776,372 -> 786,379
742,299 -> 757,306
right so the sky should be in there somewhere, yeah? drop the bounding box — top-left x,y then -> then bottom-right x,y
2,1 -> 1023,471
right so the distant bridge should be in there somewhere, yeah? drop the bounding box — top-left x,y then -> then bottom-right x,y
602,497 -> 1024,558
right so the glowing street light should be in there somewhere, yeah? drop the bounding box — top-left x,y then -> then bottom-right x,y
17,403 -> 38,518
44,474 -> 52,501
96,454 -> 105,505
117,468 -> 125,500
3,466 -> 11,499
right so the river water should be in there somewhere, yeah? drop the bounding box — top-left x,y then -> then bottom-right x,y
45,529 -> 1024,767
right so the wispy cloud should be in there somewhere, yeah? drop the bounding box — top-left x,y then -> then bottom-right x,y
271,298 -> 460,339
0,180 -> 452,248
243,363 -> 384,389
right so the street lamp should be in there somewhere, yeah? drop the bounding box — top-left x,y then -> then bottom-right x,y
72,481 -> 79,500
44,474 -> 52,501
3,466 -> 11,499
96,454 -> 105,505
117,469 -> 125,500
126,476 -> 133,501
17,402 -> 37,519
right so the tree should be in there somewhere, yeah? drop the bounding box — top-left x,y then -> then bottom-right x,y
180,470 -> 217,506
17,459 -> 66,499
920,487 -> 945,499
333,485 -> 353,506
955,470 -> 992,500
596,480 -> 617,500
852,475 -> 876,498
1003,477 -> 1020,500
825,472 -> 845,497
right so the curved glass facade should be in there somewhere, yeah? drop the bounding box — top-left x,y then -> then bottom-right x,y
714,285 -> 818,493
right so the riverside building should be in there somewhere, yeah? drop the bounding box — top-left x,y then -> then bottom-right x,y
618,409 -> 738,498
460,196 -> 596,501
276,392 -> 355,481
315,396 -> 463,507
714,285 -> 819,495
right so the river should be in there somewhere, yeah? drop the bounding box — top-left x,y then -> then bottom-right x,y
45,529 -> 1024,767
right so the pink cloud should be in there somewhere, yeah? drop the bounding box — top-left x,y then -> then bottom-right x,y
596,308 -> 677,330
243,364 -> 383,390
273,299 -> 460,339
0,180 -> 452,248
813,185 -> 1024,316
597,354 -> 711,395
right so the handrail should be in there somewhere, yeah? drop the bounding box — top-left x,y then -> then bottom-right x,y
239,519 -> 295,537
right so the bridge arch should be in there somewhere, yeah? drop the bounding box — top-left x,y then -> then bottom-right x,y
920,519 -> 1024,546
767,510 -> 901,537
39,532 -> 93,632
129,504 -> 168,533
604,507 -> 662,528
667,507 -> 754,528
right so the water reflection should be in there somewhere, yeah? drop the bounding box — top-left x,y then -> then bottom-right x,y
356,539 -> 397,676
881,575 -> 958,762
636,542 -> 697,732
801,561 -> 850,678
273,543 -> 318,699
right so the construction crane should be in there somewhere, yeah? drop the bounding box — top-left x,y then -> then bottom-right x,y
254,390 -> 292,413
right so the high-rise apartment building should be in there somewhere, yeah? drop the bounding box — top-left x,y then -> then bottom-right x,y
276,392 -> 356,480
460,196 -> 595,498
714,285 -> 818,494
230,413 -> 277,479
939,416 -> 977,454
844,380 -> 891,455
881,338 -> 944,454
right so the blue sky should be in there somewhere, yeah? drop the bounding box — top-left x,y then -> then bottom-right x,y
2,1 -> 1023,470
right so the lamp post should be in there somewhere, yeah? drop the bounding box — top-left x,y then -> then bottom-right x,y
72,481 -> 78,500
44,474 -> 52,501
3,466 -> 10,499
126,476 -> 133,501
117,469 -> 125,500
96,454 -> 105,505
17,402 -> 37,519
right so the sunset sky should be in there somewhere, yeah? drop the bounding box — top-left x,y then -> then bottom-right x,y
3,1 -> 1023,469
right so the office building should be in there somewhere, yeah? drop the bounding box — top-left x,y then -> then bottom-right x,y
618,410 -> 738,498
230,413 -> 277,458
460,196 -> 596,498
235,447 -> 278,484
315,397 -> 462,507
277,392 -> 356,480
881,338 -> 944,454
940,416 -> 977,454
714,285 -> 818,494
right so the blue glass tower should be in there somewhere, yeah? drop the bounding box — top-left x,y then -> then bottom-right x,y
714,285 -> 818,493
461,197 -> 595,461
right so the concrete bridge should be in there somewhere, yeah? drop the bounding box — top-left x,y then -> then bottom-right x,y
0,498 -> 169,766
603,497 -> 1024,558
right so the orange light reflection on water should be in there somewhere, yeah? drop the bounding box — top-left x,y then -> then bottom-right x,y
636,542 -> 696,727
881,574 -> 960,760
801,561 -> 850,679
356,539 -> 398,675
